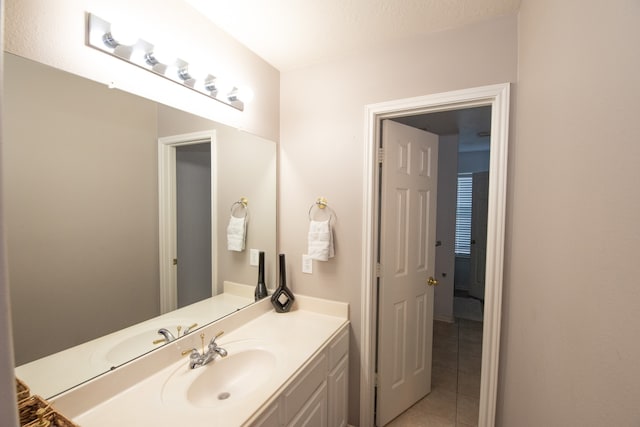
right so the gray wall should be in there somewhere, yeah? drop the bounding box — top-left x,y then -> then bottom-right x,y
498,0 -> 640,425
4,54 -> 160,364
458,150 -> 490,174
0,13 -> 21,424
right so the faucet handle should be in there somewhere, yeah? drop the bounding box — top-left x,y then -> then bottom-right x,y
152,339 -> 166,345
209,331 -> 224,346
181,348 -> 198,357
184,323 -> 198,334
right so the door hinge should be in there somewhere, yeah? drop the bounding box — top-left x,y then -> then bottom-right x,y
172,258 -> 178,266
376,263 -> 382,277
377,147 -> 384,164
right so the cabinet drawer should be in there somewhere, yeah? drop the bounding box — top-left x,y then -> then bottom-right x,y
282,352 -> 328,424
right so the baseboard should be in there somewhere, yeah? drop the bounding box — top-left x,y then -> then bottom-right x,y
434,314 -> 455,323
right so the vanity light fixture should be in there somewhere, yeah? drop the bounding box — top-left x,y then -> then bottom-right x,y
177,66 -> 193,82
144,46 -> 177,68
229,86 -> 255,104
102,22 -> 139,48
86,13 -> 250,111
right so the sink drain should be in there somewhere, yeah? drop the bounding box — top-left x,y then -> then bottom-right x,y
218,392 -> 231,400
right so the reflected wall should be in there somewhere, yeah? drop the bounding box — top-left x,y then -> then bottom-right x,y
4,53 -> 276,372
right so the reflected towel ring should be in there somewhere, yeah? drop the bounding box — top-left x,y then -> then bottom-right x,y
308,197 -> 335,222
230,197 -> 249,218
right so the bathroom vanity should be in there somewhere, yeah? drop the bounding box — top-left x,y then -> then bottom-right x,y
16,282 -> 255,399
50,295 -> 349,427
248,317 -> 349,426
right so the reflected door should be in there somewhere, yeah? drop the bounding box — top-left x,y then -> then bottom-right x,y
176,143 -> 213,307
377,120 -> 439,426
469,171 -> 489,301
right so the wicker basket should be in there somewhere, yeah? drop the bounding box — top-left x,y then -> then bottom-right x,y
16,377 -> 30,402
23,409 -> 79,427
18,395 -> 79,427
18,395 -> 50,426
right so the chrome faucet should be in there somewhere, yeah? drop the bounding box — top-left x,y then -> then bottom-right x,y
182,331 -> 227,369
182,323 -> 199,335
153,323 -> 199,345
156,328 -> 176,343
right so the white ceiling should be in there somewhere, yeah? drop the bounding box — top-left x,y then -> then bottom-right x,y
182,0 -> 521,71
181,0 -> 514,151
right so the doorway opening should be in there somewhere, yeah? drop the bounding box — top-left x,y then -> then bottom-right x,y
176,142 -> 213,308
377,106 -> 491,425
394,107 -> 491,322
158,131 -> 217,314
360,84 -> 510,427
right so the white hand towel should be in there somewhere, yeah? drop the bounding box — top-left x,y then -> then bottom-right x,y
227,215 -> 247,252
308,220 -> 334,261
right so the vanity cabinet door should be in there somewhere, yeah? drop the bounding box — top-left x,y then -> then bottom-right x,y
251,401 -> 281,427
327,327 -> 349,427
248,323 -> 349,427
286,381 -> 328,427
282,352 -> 328,424
328,355 -> 349,427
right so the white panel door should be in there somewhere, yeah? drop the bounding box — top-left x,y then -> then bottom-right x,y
469,171 -> 489,300
377,120 -> 438,426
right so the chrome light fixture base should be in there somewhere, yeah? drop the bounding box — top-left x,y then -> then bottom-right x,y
86,13 -> 246,111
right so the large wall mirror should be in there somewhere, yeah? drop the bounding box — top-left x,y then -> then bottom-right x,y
3,52 -> 277,398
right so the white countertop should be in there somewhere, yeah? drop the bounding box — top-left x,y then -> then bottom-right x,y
51,295 -> 349,427
17,284 -> 253,398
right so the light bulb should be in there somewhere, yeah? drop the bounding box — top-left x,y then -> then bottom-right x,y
214,77 -> 234,99
235,86 -> 254,103
203,77 -> 217,93
103,22 -> 138,48
180,63 -> 208,82
146,45 -> 177,66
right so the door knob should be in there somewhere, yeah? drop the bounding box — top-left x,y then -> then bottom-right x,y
427,276 -> 439,286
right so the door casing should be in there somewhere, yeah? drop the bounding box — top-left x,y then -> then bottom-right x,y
158,130 -> 217,314
360,83 -> 510,426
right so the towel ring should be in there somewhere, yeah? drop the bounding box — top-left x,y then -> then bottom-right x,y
230,197 -> 249,219
308,197 -> 335,222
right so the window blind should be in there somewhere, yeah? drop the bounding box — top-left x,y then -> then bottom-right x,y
455,173 -> 473,255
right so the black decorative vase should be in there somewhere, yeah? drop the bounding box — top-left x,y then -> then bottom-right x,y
271,254 -> 295,313
254,251 -> 269,301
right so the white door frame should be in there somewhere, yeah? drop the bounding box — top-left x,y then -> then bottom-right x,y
360,83 -> 510,426
158,130 -> 217,314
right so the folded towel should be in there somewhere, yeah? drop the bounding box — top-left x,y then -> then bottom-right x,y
308,220 -> 334,261
227,215 -> 246,252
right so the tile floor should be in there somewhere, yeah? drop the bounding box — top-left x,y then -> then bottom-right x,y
386,318 -> 483,427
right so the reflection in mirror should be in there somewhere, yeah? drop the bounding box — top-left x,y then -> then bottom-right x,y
3,53 -> 276,398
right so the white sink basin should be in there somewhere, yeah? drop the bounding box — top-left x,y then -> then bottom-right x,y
161,340 -> 278,409
103,330 -> 166,364
91,319 -> 196,366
